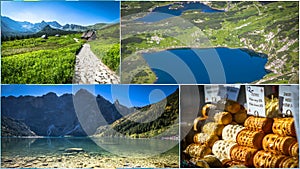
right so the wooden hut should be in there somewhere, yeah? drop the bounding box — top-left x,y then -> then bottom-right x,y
81,30 -> 96,41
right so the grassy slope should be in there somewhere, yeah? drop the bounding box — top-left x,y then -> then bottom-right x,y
2,34 -> 83,57
121,1 -> 299,84
89,24 -> 120,72
94,89 -> 179,138
1,34 -> 84,84
198,1 -> 299,84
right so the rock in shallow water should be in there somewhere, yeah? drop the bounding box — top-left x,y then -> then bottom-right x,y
3,159 -> 13,163
42,163 -> 48,166
64,148 -> 84,153
24,163 -> 33,167
11,164 -> 20,168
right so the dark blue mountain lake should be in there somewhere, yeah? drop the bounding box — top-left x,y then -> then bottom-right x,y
136,2 -> 224,22
142,48 -> 269,84
1,137 -> 179,168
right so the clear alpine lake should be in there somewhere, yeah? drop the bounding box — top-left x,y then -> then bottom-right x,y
1,137 -> 179,168
136,2 -> 224,22
142,47 -> 269,84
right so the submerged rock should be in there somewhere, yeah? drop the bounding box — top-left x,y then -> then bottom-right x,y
57,158 -> 62,162
3,159 -> 13,163
42,163 -> 48,166
11,164 -> 20,168
62,152 -> 76,156
64,148 -> 84,153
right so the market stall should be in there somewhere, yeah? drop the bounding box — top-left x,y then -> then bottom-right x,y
181,85 -> 299,168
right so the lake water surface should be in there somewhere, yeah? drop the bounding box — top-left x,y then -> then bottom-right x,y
1,137 -> 179,168
136,2 -> 224,22
142,48 -> 268,84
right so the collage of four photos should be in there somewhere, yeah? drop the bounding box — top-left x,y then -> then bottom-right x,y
1,1 -> 299,168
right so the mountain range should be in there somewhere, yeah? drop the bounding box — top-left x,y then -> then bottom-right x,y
1,88 -> 179,138
1,16 -> 107,37
1,89 -> 131,136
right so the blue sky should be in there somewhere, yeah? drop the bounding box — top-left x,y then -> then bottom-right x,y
1,85 -> 178,107
1,1 -> 120,26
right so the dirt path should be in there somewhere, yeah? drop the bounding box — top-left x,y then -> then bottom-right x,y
73,38 -> 79,43
73,44 -> 120,84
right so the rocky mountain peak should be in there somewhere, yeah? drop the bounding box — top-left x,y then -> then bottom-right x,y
43,92 -> 58,98
41,25 -> 52,31
114,99 -> 120,105
1,90 -> 133,137
74,89 -> 94,98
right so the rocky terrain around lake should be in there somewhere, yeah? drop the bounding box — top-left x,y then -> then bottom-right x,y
1,116 -> 36,137
1,88 -> 179,168
1,147 -> 179,168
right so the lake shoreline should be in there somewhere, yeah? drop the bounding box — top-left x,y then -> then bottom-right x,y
133,1 -> 224,23
1,151 -> 179,168
122,1 -> 298,84
201,1 -> 229,12
148,1 -> 226,13
138,46 -> 270,84
136,45 -> 272,74
2,137 -> 179,168
137,46 -> 268,59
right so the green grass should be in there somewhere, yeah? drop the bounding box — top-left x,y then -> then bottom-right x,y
89,24 -> 120,72
2,23 -> 122,83
2,34 -> 83,57
1,34 -> 83,84
121,53 -> 157,84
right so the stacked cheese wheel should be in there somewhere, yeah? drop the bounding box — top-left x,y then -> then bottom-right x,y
253,117 -> 299,168
183,100 -> 299,168
222,116 -> 269,167
211,124 -> 244,161
184,100 -> 248,168
185,100 -> 251,168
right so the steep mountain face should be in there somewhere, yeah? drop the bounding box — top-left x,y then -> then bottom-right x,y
1,16 -> 110,38
39,25 -> 58,32
46,21 -> 62,29
62,24 -> 87,31
1,89 -> 133,137
94,89 -> 179,138
1,16 -> 35,34
1,116 -> 36,137
72,89 -> 133,136
1,16 -> 86,37
33,25 -> 78,37
34,20 -> 50,30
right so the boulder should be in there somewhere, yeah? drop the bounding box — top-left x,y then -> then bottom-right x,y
64,148 -> 84,153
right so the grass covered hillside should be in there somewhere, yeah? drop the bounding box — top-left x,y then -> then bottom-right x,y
94,88 -> 179,138
2,34 -> 84,84
121,1 -> 299,84
2,23 -> 120,84
89,23 -> 120,72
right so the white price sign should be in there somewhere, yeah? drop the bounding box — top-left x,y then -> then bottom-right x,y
205,85 -> 240,103
218,85 -> 240,101
205,85 -> 220,103
279,85 -> 299,116
246,86 -> 266,117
